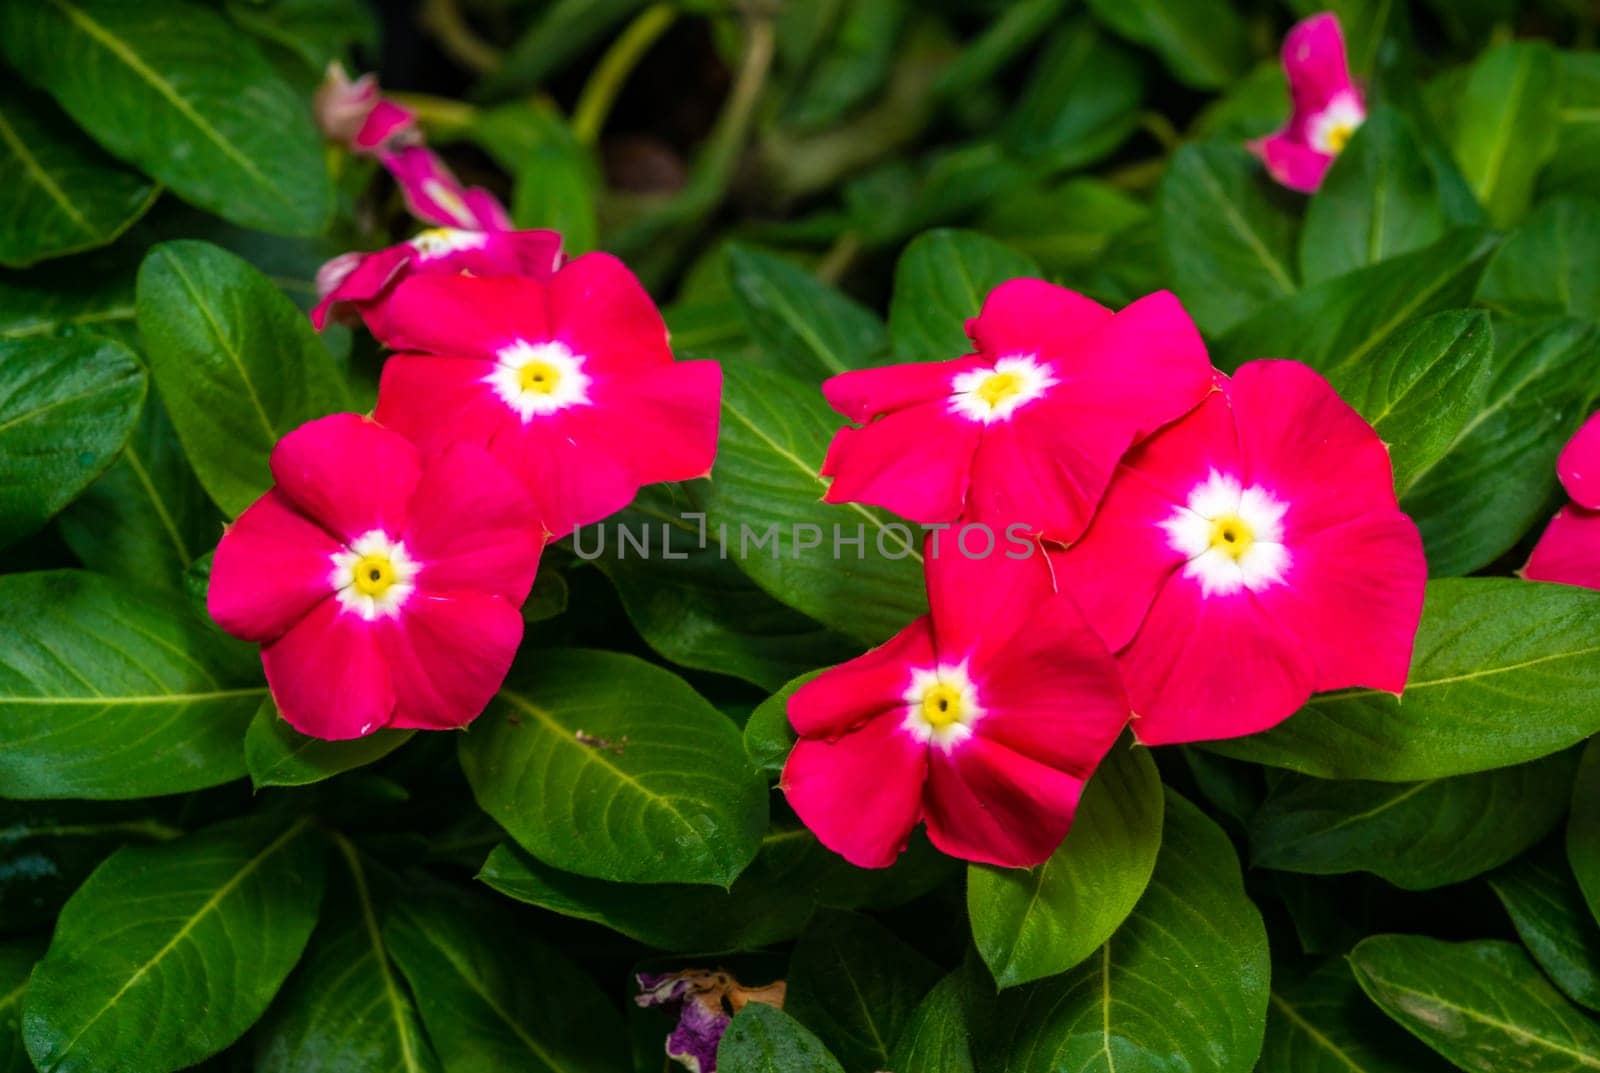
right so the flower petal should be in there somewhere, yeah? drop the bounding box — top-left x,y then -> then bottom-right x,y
1119,388 -> 1240,505
1283,12 -> 1357,115
375,274 -> 550,360
589,360 -> 722,487
821,401 -> 980,522
546,252 -> 673,377
263,600 -> 396,739
822,356 -> 987,424
270,414 -> 421,544
380,591 -> 523,730
1067,290 -> 1217,440
487,413 -> 642,540
788,616 -> 936,737
208,490 -> 340,643
1559,412 -> 1600,510
923,736 -> 1086,868
404,443 -> 543,604
924,536 -> 1054,667
311,246 -> 410,330
374,353 -> 514,455
1250,132 -> 1334,194
780,715 -> 928,869
965,278 -> 1113,364
1526,506 -> 1600,590
964,405 -> 1107,540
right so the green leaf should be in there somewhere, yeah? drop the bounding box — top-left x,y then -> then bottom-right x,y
1249,750 -> 1579,890
969,741 -> 1164,988
0,570 -> 262,799
1351,936 -> 1600,1071
1478,195 -> 1600,319
1403,317 -> 1600,576
244,699 -> 413,790
58,390 -> 220,594
1490,839 -> 1600,1012
744,671 -> 816,775
781,0 -> 904,130
704,361 -> 926,645
478,828 -> 955,954
255,838 -> 440,1073
1449,42 -> 1562,227
1216,228 -> 1497,374
460,649 -> 767,886
726,245 -> 889,378
0,0 -> 330,235
0,256 -> 135,342
1326,309 -> 1493,497
500,103 -> 599,256
974,790 -> 1269,1073
1568,738 -> 1600,942
1082,0 -> 1247,89
1543,52 -> 1600,200
888,972 -> 975,1073
223,0 -> 378,75
0,334 -> 143,549
718,1004 -> 845,1073
785,910 -> 942,1072
136,240 -> 349,516
978,178 -> 1149,278
23,816 -> 326,1073
1260,960 -> 1454,1073
0,85 -> 156,267
1158,141 -> 1298,336
1002,19 -> 1144,172
0,939 -> 43,1073
385,878 -> 627,1073
887,229 -> 1039,363
1300,108 -> 1465,283
477,0 -> 646,99
1212,579 -> 1600,781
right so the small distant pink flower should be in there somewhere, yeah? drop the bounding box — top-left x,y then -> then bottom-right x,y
370,255 -> 722,540
1052,360 -> 1426,746
782,545 -> 1130,869
1251,13 -> 1366,192
1525,413 -> 1600,588
819,281 -> 1214,541
314,63 -> 416,155
311,227 -> 564,331
380,145 -> 514,232
208,414 -> 541,740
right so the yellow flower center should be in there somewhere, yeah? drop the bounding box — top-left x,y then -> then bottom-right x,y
974,371 -> 1024,409
414,227 -> 454,245
1208,514 -> 1255,561
518,360 -> 562,394
1326,123 -> 1355,153
920,682 -> 966,729
351,553 -> 398,598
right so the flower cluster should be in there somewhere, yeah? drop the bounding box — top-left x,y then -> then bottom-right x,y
785,281 -> 1426,869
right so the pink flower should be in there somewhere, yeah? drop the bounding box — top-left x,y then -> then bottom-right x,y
1525,413 -> 1600,588
781,544 -> 1130,868
369,254 -> 722,541
1250,13 -> 1366,192
380,145 -> 514,232
818,281 -> 1214,541
313,64 -> 416,155
311,227 -> 564,331
1052,360 -> 1426,746
208,414 -> 541,740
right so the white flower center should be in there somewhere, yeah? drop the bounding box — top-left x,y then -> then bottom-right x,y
408,227 -> 488,260
1307,91 -> 1366,155
330,530 -> 419,620
902,662 -> 984,751
485,339 -> 591,421
1159,470 -> 1290,597
949,355 -> 1058,424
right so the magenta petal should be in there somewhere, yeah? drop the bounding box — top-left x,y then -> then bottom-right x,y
781,716 -> 928,869
462,187 -> 513,231
489,414 -> 641,540
263,600 -> 396,739
404,443 -> 542,604
821,402 -> 980,522
375,353 -> 512,456
787,616 -> 936,738
208,490 -> 340,643
822,357 -> 986,424
964,403 -> 1105,540
270,415 -> 421,544
965,278 -> 1113,364
546,252 -> 674,376
924,534 -> 1055,667
1526,507 -> 1600,590
1068,290 -> 1216,439
1120,390 -> 1241,505
353,99 -> 415,153
1559,413 -> 1600,510
381,146 -> 488,230
1252,132 -> 1334,193
381,592 -> 523,730
1283,12 -> 1358,114
923,736 -> 1086,868
376,275 -> 550,360
311,246 -> 411,330
592,360 -> 722,487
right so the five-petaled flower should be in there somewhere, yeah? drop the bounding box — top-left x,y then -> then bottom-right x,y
208,414 -> 542,740
1052,360 -> 1426,746
1525,413 -> 1600,588
782,543 -> 1130,868
1251,12 -> 1366,192
818,280 -> 1215,541
369,254 -> 722,541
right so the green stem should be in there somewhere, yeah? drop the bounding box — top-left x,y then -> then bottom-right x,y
419,0 -> 504,74
385,92 -> 479,138
572,3 -> 679,148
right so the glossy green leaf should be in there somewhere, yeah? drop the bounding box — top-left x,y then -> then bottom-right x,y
0,335 -> 143,549
726,245 -> 888,378
1326,309 -> 1493,497
785,910 -> 942,1072
0,85 -> 156,267
1478,195 -> 1600,319
718,1004 -> 845,1073
0,570 -> 262,799
974,791 -> 1269,1073
979,178 -> 1148,278
385,878 -> 627,1073
781,0 -> 904,130
0,940 -> 43,1073
887,229 -> 1038,363
478,0 -> 647,99
743,671 -> 815,775
1216,228 -> 1496,374
1490,839 -> 1600,1012
1449,42 -> 1562,227
223,0 -> 378,75
504,103 -> 599,257
1002,20 -> 1143,172
1351,936 -> 1600,1071
244,699 -> 413,790
136,240 -> 349,516
1249,750 -> 1578,890
1212,579 -> 1600,781
478,828 -> 955,954
704,361 -> 926,645
1404,317 -> 1600,576
460,649 -> 767,886
1543,52 -> 1600,200
1260,961 -> 1453,1073
1568,738 -> 1600,940
0,257 -> 135,342
23,817 -> 326,1073
1158,141 -> 1298,335
0,0 -> 330,234
888,972 -> 975,1073
970,742 -> 1164,988
1082,0 -> 1247,89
